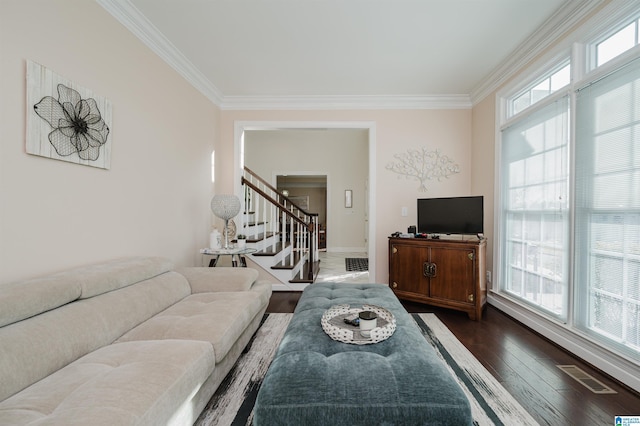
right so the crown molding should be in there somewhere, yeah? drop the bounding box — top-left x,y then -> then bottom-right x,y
97,0 -> 224,105
97,0 -> 470,110
469,0 -> 605,104
99,0 -> 606,110
219,94 -> 472,110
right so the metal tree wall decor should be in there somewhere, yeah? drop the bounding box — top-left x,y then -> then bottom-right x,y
386,147 -> 460,191
26,61 -> 112,169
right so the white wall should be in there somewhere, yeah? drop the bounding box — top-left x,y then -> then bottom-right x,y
245,129 -> 368,251
0,0 -> 219,283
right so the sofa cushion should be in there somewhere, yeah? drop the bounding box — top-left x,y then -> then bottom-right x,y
0,271 -> 190,402
177,267 -> 259,293
116,290 -> 266,363
0,275 -> 81,329
0,340 -> 215,426
0,257 -> 173,329
77,256 -> 173,299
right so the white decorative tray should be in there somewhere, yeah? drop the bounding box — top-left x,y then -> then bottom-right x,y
321,304 -> 396,345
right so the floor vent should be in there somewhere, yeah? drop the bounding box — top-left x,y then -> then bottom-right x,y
557,365 -> 617,394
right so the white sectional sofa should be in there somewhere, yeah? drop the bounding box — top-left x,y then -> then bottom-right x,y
0,256 -> 272,425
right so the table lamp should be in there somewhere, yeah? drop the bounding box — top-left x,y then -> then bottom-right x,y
211,194 -> 241,249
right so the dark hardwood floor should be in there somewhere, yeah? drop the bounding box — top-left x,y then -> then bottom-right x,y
267,291 -> 640,426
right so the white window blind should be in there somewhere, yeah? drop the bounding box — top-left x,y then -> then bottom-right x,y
575,58 -> 640,359
500,96 -> 570,318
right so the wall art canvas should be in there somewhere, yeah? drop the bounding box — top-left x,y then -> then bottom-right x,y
26,61 -> 112,169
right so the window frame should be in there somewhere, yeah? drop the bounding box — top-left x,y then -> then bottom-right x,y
572,57 -> 640,358
498,91 -> 571,322
587,15 -> 640,71
507,61 -> 571,119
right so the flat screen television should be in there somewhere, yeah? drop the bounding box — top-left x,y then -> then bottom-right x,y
417,196 -> 483,235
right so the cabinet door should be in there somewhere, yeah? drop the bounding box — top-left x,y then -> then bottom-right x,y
429,246 -> 476,304
389,243 -> 429,297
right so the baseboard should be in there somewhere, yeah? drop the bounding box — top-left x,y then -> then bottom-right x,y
488,292 -> 640,394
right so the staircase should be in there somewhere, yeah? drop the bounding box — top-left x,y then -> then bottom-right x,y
238,167 -> 320,291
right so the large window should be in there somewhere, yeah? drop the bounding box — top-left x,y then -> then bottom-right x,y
498,11 -> 640,363
500,97 -> 569,318
574,58 -> 640,358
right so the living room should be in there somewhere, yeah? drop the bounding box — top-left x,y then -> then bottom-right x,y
1,0 -> 639,424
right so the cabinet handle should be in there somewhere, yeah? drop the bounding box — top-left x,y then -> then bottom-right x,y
392,282 -> 398,289
468,252 -> 474,260
392,246 -> 398,254
423,262 -> 437,278
468,294 -> 474,302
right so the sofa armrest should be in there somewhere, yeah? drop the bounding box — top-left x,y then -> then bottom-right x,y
176,267 -> 259,293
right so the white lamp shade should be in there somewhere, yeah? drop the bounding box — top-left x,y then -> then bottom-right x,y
211,194 -> 241,220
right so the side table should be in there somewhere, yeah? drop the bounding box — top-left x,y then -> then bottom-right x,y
200,248 -> 257,267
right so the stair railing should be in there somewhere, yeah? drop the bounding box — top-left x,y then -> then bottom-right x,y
241,167 -> 318,281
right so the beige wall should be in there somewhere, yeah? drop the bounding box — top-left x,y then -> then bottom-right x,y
467,1 -> 610,289
0,1 -> 481,286
470,95 -> 496,284
0,0 -> 219,283
221,109 -> 473,283
245,129 -> 368,251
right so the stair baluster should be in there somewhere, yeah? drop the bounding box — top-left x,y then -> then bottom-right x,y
241,166 -> 319,286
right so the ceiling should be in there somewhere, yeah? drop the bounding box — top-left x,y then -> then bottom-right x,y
100,0 -> 595,109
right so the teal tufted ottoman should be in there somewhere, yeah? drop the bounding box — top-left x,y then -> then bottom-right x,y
254,283 -> 472,425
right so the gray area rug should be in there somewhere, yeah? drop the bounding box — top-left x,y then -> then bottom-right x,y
194,313 -> 538,426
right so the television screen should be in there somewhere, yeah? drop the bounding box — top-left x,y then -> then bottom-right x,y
417,196 -> 483,235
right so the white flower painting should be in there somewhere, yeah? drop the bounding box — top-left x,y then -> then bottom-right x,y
26,61 -> 112,169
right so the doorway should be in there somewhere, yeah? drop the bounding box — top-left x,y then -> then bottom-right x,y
234,121 -> 377,281
276,174 -> 327,249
